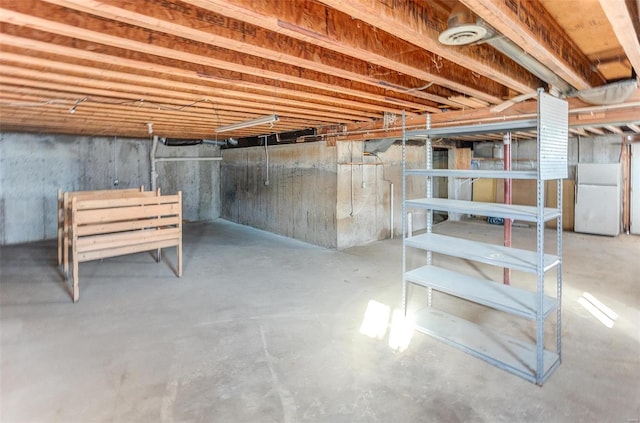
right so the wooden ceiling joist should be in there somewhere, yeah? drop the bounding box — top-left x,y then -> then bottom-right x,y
460,0 -> 605,90
0,92 -> 301,130
0,64 -> 355,127
335,99 -> 640,141
0,50 -> 378,123
0,32 -> 399,118
317,0 -> 541,95
0,4 -> 431,115
41,0 -> 470,110
584,126 -> 606,135
597,0 -> 640,78
0,0 -> 637,139
177,0 -> 508,106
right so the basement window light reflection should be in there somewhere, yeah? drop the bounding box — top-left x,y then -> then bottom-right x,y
577,292 -> 618,329
359,300 -> 415,352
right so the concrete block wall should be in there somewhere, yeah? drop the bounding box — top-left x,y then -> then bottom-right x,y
0,133 -> 221,245
221,141 -> 338,248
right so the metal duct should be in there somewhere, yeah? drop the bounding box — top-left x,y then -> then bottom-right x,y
572,79 -> 638,105
162,138 -> 203,146
439,5 -> 638,104
162,138 -> 234,147
483,35 -> 573,93
364,138 -> 397,154
437,5 -> 573,93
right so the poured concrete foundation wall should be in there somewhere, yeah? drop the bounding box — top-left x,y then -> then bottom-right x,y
153,142 -> 221,223
221,142 -> 338,248
473,135 -> 622,178
221,141 -> 430,250
0,133 -> 220,245
336,142 -> 428,249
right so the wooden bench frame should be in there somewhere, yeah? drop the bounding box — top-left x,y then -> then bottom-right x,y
58,187 -> 161,277
69,192 -> 182,302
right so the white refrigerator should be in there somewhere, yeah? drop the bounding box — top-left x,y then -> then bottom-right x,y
574,163 -> 622,236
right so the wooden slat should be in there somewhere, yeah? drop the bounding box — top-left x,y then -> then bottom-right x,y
75,203 -> 180,224
61,188 -> 150,273
75,194 -> 180,210
70,191 -> 182,301
76,227 -> 180,252
460,0 -> 604,89
76,216 -> 181,236
77,238 -> 180,262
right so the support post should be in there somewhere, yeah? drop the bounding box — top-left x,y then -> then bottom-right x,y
151,135 -> 159,192
503,133 -> 512,285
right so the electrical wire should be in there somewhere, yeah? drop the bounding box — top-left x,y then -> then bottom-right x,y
5,96 -> 218,113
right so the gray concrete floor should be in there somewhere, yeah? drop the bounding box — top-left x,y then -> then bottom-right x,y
1,219 -> 639,422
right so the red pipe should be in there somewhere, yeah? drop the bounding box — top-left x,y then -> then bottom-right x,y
503,135 -> 512,285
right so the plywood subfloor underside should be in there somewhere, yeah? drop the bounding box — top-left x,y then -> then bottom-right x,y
1,219 -> 639,422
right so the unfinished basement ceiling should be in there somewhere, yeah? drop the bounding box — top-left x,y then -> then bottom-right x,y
0,0 -> 639,140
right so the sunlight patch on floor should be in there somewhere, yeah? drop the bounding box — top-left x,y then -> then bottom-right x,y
578,292 -> 618,329
360,300 -> 414,352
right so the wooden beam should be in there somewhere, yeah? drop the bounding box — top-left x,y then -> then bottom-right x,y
0,107 -> 296,138
569,127 -> 589,136
335,100 -> 640,141
605,125 -> 623,134
584,127 -> 606,135
0,49 -> 376,123
0,64 -> 355,129
37,0 -> 446,112
1,91 -> 318,131
0,31 -> 395,117
460,0 -> 605,89
317,0 -> 541,94
0,3 -> 432,114
179,0 -> 509,105
598,0 -> 640,78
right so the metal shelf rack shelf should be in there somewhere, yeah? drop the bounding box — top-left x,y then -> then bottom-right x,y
401,89 -> 567,385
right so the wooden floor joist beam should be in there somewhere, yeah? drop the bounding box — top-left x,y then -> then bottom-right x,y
598,0 -> 640,79
460,0 -> 605,90
335,100 -> 640,141
0,32 -> 396,117
0,4 -> 433,114
0,50 -> 377,123
25,0 -> 444,112
318,0 -> 541,95
179,0 -> 507,106
0,65 -> 357,127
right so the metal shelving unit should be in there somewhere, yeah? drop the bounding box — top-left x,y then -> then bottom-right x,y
402,89 -> 567,385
